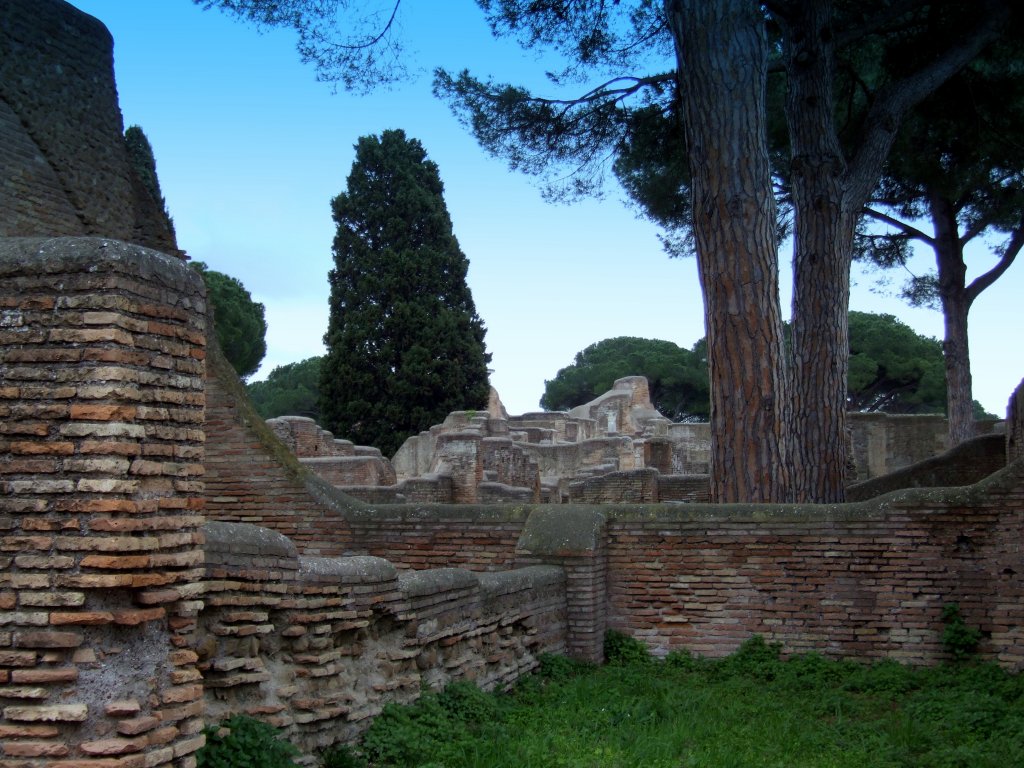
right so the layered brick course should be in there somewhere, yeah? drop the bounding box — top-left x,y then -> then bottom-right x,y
601,465 -> 1024,666
0,238 -> 206,767
200,522 -> 566,753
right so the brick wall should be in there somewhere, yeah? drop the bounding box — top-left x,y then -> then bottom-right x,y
201,315 -> 1022,669
568,468 -> 660,503
202,342 -> 359,557
481,437 -> 540,500
0,0 -> 177,253
599,463 -> 1024,666
0,238 -> 206,766
200,522 -> 566,753
658,474 -> 712,503
266,416 -> 353,458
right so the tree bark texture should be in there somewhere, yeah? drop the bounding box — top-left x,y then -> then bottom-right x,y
668,0 -> 790,503
930,195 -> 976,446
782,0 -> 855,503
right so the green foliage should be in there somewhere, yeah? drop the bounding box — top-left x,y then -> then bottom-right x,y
942,602 -> 983,662
360,681 -> 503,767
544,313 -> 946,420
537,652 -> 594,682
196,715 -> 300,768
319,744 -> 367,768
123,124 -> 175,238
712,635 -> 784,682
247,356 -> 323,420
192,0 -> 409,92
349,643 -> 1024,767
846,311 -> 946,413
540,336 -> 709,421
192,262 -> 268,380
603,630 -> 652,666
857,28 -> 1024,280
320,129 -> 491,456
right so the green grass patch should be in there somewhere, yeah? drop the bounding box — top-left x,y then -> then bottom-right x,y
336,635 -> 1023,768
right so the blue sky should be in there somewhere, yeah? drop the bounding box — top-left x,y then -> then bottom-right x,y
70,0 -> 1021,417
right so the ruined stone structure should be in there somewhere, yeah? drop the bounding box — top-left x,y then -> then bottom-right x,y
2,2 -> 1023,764
0,239 -> 570,763
200,523 -> 565,751
281,375 -> 1004,507
0,0 -> 178,254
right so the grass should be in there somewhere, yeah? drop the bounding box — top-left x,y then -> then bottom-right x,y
326,634 -> 1024,768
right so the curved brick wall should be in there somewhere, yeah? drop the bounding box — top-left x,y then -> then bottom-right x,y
0,0 -> 177,253
0,238 -> 205,765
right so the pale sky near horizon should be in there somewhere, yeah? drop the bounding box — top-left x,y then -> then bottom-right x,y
69,0 -> 1022,417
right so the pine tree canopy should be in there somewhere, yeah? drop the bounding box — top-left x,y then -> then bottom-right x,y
320,129 -> 491,457
247,356 -> 323,421
192,262 -> 268,380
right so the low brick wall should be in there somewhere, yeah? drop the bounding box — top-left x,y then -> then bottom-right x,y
343,504 -> 531,571
600,461 -> 1024,666
200,522 -> 567,753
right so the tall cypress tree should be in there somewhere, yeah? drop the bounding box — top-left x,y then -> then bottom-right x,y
320,129 -> 491,456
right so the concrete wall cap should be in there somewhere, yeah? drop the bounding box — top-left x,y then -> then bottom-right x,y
203,521 -> 298,560
0,237 -> 202,294
516,507 -> 608,556
299,555 -> 396,583
478,566 -> 564,597
399,567 -> 479,597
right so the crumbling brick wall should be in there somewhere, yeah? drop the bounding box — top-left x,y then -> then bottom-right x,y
0,238 -> 205,766
0,236 -> 568,764
199,522 -> 567,752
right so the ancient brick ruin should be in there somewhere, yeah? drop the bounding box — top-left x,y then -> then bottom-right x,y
2,2 -> 1023,765
275,376 -> 1005,507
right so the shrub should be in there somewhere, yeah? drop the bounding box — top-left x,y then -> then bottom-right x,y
942,602 -> 982,662
196,715 -> 300,768
713,635 -> 783,681
360,682 -> 502,767
603,630 -> 651,665
538,653 -> 593,682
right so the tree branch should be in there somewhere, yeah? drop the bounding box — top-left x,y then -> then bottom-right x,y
526,72 -> 676,108
863,206 -> 934,244
965,223 -> 1023,304
325,0 -> 401,51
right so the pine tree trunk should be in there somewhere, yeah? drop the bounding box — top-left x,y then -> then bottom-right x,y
668,0 -> 791,503
931,195 -> 976,445
784,0 -> 853,503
